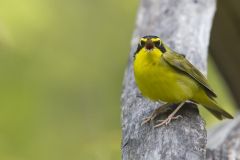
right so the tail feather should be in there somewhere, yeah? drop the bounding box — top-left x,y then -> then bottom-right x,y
193,90 -> 234,120
203,104 -> 233,120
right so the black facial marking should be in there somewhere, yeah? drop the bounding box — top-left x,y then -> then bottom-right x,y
142,35 -> 159,39
140,41 -> 145,46
156,42 -> 166,53
154,41 -> 160,47
133,43 -> 143,58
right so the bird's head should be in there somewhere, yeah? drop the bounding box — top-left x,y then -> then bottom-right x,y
140,35 -> 161,51
134,35 -> 167,57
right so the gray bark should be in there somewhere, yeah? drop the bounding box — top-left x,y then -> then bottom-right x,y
206,114 -> 240,160
121,0 -> 216,160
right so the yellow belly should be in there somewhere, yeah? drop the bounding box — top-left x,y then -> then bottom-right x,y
133,55 -> 199,103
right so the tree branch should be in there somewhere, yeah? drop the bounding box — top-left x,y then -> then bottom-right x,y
121,0 -> 216,159
206,114 -> 240,160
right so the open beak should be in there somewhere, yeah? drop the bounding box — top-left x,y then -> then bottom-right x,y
145,40 -> 154,50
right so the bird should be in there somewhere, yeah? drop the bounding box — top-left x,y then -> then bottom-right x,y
133,35 -> 233,128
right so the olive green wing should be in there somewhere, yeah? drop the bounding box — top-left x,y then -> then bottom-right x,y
162,51 -> 217,99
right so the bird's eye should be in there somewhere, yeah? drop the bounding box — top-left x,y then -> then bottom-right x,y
154,41 -> 160,47
140,41 -> 145,46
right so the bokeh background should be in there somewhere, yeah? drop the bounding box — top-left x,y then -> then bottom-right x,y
0,0 -> 237,160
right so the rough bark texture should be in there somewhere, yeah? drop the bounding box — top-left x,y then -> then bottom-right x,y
121,0 -> 216,160
206,114 -> 240,160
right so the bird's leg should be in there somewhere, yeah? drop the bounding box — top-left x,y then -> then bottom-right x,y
141,103 -> 172,125
154,102 -> 185,128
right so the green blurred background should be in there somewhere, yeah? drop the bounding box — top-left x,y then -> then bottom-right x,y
0,0 -> 236,160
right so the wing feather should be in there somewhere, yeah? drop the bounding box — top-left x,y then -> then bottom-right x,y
162,52 -> 217,99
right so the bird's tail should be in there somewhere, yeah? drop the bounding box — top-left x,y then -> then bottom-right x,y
193,91 -> 233,120
203,101 -> 233,120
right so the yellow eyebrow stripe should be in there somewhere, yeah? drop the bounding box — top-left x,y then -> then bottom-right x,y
140,37 -> 160,42
140,38 -> 147,42
151,38 -> 160,42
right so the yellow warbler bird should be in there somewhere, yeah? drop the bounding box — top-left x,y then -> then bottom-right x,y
133,35 -> 233,128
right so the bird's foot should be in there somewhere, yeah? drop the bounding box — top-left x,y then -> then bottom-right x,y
141,113 -> 157,126
154,115 -> 182,128
141,107 -> 171,125
141,105 -> 172,126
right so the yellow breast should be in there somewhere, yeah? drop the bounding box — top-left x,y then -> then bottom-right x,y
133,48 -> 198,102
